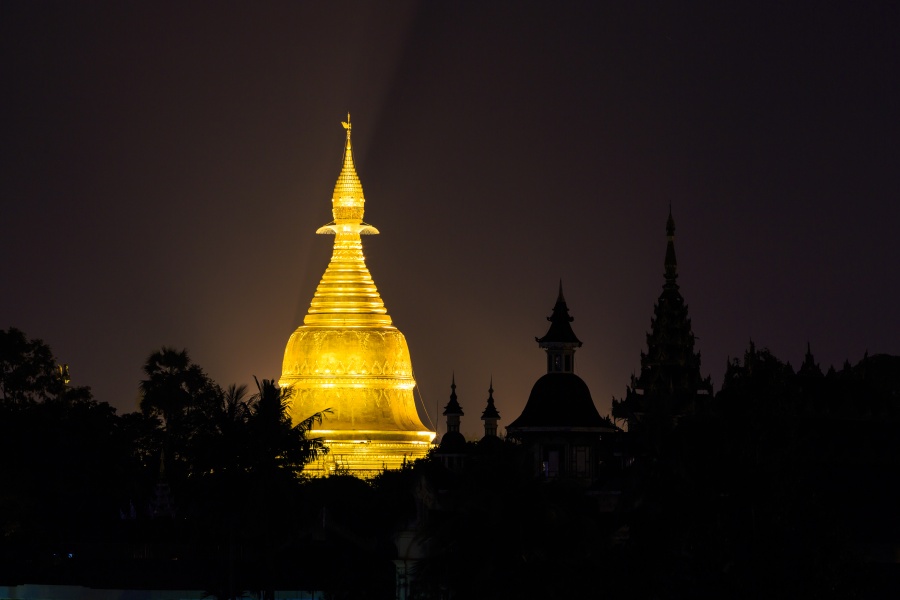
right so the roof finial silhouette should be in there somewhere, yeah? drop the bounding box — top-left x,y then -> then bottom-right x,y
537,282 -> 581,346
665,205 -> 678,284
482,377 -> 500,420
444,372 -> 463,416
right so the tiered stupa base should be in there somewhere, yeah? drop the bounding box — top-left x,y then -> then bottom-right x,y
304,435 -> 433,477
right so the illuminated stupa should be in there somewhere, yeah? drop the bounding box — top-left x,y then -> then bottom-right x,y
279,117 -> 435,476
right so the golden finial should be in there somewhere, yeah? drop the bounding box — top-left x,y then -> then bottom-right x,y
341,112 -> 351,131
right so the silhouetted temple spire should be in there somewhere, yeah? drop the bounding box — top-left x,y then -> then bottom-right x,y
798,342 -> 824,378
613,209 -> 712,432
538,281 -> 582,346
664,205 -> 677,284
444,373 -> 463,417
481,379 -> 500,438
439,374 -> 466,454
537,281 -> 582,374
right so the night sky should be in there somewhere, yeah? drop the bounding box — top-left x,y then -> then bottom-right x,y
2,2 -> 898,438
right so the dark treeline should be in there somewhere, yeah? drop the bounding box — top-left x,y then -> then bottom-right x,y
1,327 -> 899,599
0,328 -> 395,598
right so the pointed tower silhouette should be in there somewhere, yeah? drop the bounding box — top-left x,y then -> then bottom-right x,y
279,117 -> 434,476
440,374 -> 466,449
435,374 -> 467,470
480,379 -> 501,439
613,209 -> 713,433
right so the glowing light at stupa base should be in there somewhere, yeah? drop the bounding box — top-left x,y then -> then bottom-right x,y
279,115 -> 434,477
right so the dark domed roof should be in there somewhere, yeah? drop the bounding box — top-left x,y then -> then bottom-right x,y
477,433 -> 504,452
507,372 -> 606,429
438,430 -> 467,453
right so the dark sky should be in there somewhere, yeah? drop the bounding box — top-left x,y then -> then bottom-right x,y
2,2 -> 898,438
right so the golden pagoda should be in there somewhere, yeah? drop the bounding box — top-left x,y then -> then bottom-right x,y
279,116 -> 435,476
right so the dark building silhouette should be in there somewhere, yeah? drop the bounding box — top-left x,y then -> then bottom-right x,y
507,283 -> 617,481
613,209 -> 712,435
436,374 -> 467,470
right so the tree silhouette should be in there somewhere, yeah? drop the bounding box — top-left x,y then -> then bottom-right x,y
247,378 -> 327,479
0,327 -> 65,405
138,347 -> 222,487
0,329 -> 126,571
139,347 -> 221,431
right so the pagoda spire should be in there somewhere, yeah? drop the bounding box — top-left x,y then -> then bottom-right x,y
481,378 -> 501,438
303,118 -> 391,328
316,113 -> 379,236
437,374 -> 467,465
612,208 -> 712,432
443,373 -> 464,433
664,204 -> 678,285
279,117 -> 434,475
798,342 -> 823,378
537,280 -> 582,374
